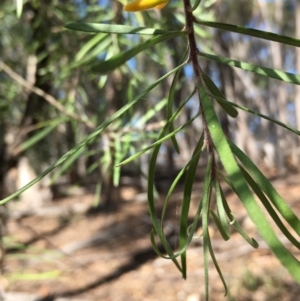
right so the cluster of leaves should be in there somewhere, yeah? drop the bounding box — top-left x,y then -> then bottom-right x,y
65,2 -> 300,299
2,1 -> 300,300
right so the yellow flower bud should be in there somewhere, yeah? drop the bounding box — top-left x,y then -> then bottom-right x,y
124,0 -> 169,12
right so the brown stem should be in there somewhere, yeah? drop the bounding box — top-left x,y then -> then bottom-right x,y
183,0 -> 201,81
182,0 -> 214,154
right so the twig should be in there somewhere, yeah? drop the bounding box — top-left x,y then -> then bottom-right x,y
0,60 -> 95,128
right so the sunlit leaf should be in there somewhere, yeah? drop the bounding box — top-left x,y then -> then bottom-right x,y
199,52 -> 300,85
239,165 -> 300,249
201,72 -> 238,118
199,85 -> 300,282
75,34 -> 110,62
196,20 -> 300,48
91,32 -> 187,74
65,23 -> 175,35
230,142 -> 300,236
16,0 -> 23,18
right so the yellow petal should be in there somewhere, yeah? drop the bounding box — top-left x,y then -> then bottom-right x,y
124,0 -> 169,12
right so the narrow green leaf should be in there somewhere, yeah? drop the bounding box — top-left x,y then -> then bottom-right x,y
113,135 -> 122,186
202,156 -> 213,301
117,116 -> 198,165
209,210 -> 230,241
239,165 -> 300,249
214,180 -> 230,240
192,0 -> 202,11
156,157 -> 212,262
135,98 -> 167,127
156,154 -> 212,277
180,134 -> 204,278
207,230 -> 228,296
218,176 -> 259,248
199,85 -> 300,283
199,52 -> 300,85
148,123 -> 183,274
156,151 -> 217,267
201,72 -> 238,118
67,36 -> 111,70
91,32 -> 187,74
230,142 -> 300,236
167,46 -> 190,154
146,113 -> 202,270
167,68 -> 181,154
75,34 -> 109,62
150,230 -> 174,259
118,92 -> 197,166
161,166 -> 188,226
195,20 -> 300,48
16,0 -> 23,18
230,213 -> 259,248
147,137 -> 207,270
51,146 -> 86,184
141,65 -> 205,273
65,23 -> 175,35
208,94 -> 300,136
161,135 -> 203,228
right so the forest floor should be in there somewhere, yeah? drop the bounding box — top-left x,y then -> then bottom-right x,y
1,169 -> 300,301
